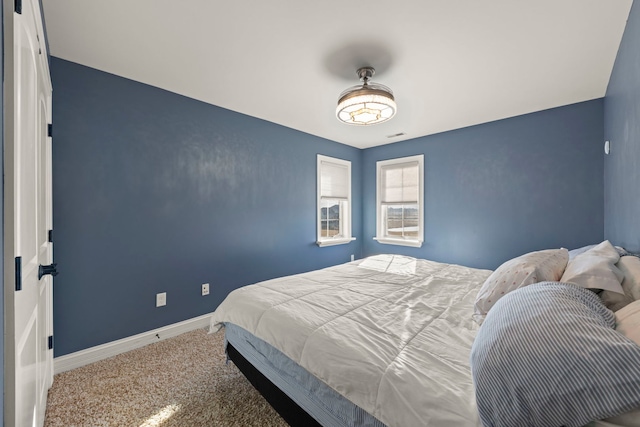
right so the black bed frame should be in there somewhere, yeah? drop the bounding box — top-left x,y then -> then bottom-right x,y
227,343 -> 323,427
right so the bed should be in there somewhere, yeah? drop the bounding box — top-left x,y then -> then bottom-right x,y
209,246 -> 640,427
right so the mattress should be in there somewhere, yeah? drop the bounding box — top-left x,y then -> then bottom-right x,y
225,322 -> 386,427
210,254 -> 492,427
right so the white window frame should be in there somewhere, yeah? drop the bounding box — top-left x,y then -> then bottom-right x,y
317,155 -> 355,247
375,154 -> 424,248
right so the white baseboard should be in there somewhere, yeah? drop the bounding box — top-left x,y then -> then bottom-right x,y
54,312 -> 214,374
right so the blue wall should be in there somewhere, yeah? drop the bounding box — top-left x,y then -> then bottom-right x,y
51,58 -> 610,355
604,1 -> 640,253
50,58 -> 362,357
363,100 -> 605,270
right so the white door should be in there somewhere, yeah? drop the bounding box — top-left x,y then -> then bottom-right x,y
6,0 -> 54,425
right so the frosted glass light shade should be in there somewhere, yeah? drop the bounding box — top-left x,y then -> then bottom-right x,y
336,86 -> 396,125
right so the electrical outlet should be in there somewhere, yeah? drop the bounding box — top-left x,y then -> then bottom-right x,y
201,283 -> 210,296
351,254 -> 355,262
156,292 -> 167,307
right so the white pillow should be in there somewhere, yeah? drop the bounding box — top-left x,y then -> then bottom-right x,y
560,240 -> 624,294
615,299 -> 640,346
601,256 -> 640,311
601,409 -> 640,427
473,248 -> 568,325
598,298 -> 640,426
569,243 -> 628,260
620,255 -> 640,300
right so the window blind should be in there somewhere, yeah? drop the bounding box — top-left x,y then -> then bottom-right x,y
320,161 -> 349,200
380,161 -> 419,204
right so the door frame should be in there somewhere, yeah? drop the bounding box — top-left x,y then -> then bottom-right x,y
4,0 -> 20,424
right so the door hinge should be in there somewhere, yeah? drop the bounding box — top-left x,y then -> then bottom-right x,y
15,0 -> 21,14
48,229 -> 53,243
47,124 -> 53,137
15,257 -> 22,291
48,335 -> 54,350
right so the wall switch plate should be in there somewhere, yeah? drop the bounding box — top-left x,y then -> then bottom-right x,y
156,292 -> 167,307
201,283 -> 210,296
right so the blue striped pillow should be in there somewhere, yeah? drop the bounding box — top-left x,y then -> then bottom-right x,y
471,282 -> 640,427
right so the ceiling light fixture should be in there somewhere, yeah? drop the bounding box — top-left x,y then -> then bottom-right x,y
336,67 -> 396,126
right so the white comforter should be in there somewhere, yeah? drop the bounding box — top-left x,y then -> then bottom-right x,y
209,254 -> 492,427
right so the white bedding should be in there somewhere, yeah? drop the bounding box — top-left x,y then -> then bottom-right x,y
209,254 -> 492,427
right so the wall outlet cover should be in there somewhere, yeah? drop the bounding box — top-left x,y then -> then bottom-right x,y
201,283 -> 210,296
156,292 -> 167,307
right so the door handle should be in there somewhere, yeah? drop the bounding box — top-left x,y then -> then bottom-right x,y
38,263 -> 58,280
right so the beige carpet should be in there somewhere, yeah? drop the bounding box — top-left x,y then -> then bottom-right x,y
44,328 -> 288,427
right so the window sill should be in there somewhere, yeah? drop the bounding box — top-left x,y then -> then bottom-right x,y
316,237 -> 356,247
373,237 -> 423,248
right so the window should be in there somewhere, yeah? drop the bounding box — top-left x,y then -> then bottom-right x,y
317,155 -> 355,247
375,155 -> 424,247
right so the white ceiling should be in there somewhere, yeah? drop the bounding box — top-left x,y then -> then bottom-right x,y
42,0 -> 632,149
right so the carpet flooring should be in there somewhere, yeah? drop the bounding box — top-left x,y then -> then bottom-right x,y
44,328 -> 288,427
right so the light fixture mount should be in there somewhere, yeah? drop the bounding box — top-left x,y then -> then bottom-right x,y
336,67 -> 397,126
356,66 -> 376,82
